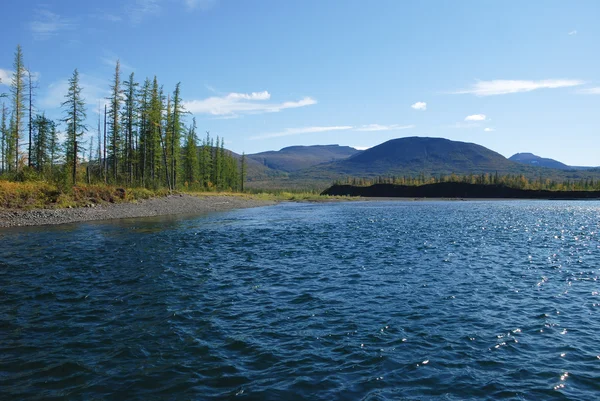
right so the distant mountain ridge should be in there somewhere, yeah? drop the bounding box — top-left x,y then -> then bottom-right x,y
509,152 -> 596,171
247,144 -> 359,173
509,153 -> 571,170
241,137 -> 600,189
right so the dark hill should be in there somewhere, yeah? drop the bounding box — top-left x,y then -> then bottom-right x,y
509,153 -> 571,170
247,145 -> 359,173
322,182 -> 600,199
298,137 -> 523,179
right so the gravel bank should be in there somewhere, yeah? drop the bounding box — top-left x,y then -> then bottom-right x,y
0,194 -> 276,228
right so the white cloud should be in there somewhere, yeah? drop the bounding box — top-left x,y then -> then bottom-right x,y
484,128 -> 495,132
579,87 -> 600,94
353,146 -> 370,151
183,91 -> 316,117
0,69 -> 11,86
568,30 -> 577,35
29,9 -> 76,40
0,68 -> 40,86
411,101 -> 427,111
250,126 -> 353,140
355,124 -> 415,132
465,114 -> 486,122
452,79 -> 584,96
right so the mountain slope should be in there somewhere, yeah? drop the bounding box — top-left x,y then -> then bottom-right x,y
509,153 -> 571,170
247,145 -> 359,173
297,137 -> 521,179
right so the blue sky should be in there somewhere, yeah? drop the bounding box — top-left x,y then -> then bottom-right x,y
1,0 -> 599,165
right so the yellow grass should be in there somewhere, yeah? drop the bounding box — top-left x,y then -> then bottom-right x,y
0,180 -> 355,210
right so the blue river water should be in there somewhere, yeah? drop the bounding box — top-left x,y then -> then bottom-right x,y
1,200 -> 600,400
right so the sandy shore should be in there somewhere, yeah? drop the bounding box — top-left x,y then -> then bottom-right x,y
0,194 -> 276,228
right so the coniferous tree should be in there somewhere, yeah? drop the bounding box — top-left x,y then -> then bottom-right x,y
10,45 -> 26,171
61,69 -> 87,185
97,107 -> 102,179
27,68 -> 37,167
0,103 -> 7,173
48,121 -> 59,174
145,77 -> 162,186
7,113 -> 15,171
240,152 -> 246,192
103,104 -> 107,182
171,83 -> 184,188
31,113 -> 53,171
122,72 -> 138,185
138,78 -> 151,185
182,117 -> 198,186
107,60 -> 122,183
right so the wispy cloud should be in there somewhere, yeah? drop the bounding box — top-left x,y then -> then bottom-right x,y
101,56 -> 135,71
411,101 -> 427,111
127,0 -> 161,24
250,123 -> 414,140
355,124 -> 415,132
99,13 -> 123,22
568,30 -> 577,35
579,87 -> 600,94
250,126 -> 353,140
29,9 -> 76,40
465,114 -> 486,122
183,91 -> 316,117
40,74 -> 110,112
484,127 -> 495,132
184,0 -> 218,10
449,122 -> 481,129
452,79 -> 584,96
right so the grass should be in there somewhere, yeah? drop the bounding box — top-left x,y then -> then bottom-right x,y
0,180 -> 356,210
0,180 -> 170,210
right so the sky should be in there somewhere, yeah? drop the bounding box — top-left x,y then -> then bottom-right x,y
0,0 -> 599,165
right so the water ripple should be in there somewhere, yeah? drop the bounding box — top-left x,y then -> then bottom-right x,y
1,201 -> 600,400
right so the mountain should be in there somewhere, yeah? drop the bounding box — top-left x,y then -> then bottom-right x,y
228,151 -> 288,181
242,137 -> 600,190
509,152 -> 596,171
297,137 -> 523,179
247,145 -> 359,173
509,153 -> 571,170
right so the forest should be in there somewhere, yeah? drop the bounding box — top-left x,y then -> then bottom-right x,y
334,172 -> 600,192
0,45 -> 246,193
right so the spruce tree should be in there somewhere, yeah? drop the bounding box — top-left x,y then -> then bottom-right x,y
61,69 -> 87,185
183,118 -> 198,186
122,72 -> 138,184
240,152 -> 246,192
27,69 -> 37,167
171,83 -> 184,188
107,60 -> 122,183
10,45 -> 26,171
0,104 -> 7,173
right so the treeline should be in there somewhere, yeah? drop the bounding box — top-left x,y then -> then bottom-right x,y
0,45 -> 246,192
335,172 -> 600,191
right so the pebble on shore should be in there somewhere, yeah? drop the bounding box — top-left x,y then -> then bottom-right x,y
0,195 -> 275,228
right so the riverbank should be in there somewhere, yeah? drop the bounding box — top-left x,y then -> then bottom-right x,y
322,182 -> 600,199
0,194 -> 276,228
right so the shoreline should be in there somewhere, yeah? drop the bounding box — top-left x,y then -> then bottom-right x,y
0,194 -> 277,228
